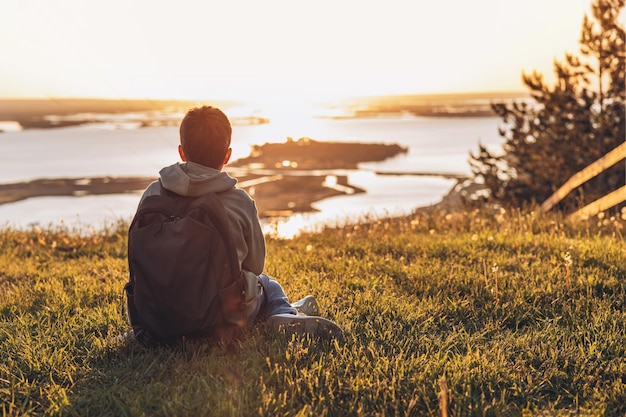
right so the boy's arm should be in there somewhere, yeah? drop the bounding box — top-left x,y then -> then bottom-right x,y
242,202 -> 266,275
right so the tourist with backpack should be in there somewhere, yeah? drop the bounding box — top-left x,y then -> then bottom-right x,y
124,105 -> 343,346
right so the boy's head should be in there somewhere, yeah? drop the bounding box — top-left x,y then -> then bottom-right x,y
178,106 -> 232,169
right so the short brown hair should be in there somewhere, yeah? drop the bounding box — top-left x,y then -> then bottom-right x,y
179,106 -> 232,168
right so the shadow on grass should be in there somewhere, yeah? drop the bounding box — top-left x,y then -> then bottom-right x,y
66,324 -> 345,417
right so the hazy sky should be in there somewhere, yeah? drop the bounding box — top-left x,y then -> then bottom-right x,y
1,0 -> 621,105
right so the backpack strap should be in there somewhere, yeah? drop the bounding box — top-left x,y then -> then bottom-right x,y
157,179 -> 179,197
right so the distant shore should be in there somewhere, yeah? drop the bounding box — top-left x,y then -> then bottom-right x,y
0,93 -> 526,131
0,98 -> 267,130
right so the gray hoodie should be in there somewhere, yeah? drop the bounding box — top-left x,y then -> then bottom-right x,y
139,162 -> 266,279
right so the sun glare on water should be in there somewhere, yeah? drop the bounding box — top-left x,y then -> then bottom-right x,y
263,215 -> 315,240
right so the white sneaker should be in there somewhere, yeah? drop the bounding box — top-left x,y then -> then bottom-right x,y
291,295 -> 320,316
266,313 -> 344,340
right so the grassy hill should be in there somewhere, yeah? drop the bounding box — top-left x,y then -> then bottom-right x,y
1,208 -> 624,416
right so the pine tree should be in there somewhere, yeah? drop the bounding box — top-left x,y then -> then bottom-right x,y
470,0 -> 625,211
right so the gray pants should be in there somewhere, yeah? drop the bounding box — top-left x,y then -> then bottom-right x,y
254,273 -> 297,321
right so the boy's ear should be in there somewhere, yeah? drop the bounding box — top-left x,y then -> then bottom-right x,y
222,147 -> 232,165
178,145 -> 187,162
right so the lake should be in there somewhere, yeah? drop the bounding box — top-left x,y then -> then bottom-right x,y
0,113 -> 504,237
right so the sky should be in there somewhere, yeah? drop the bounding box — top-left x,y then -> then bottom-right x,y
1,0 -> 622,106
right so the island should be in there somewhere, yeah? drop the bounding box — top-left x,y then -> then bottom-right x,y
0,138 -> 409,218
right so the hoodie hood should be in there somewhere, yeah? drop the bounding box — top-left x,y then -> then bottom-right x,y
159,162 -> 237,197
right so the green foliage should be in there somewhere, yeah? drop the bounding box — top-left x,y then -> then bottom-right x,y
1,209 -> 625,416
470,0 -> 625,211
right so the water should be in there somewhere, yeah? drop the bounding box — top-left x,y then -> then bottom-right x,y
0,114 -> 504,236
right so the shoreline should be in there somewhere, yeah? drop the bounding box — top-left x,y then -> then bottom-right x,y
0,138 -> 424,218
0,172 -> 478,220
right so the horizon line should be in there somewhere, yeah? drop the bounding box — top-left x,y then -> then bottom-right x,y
0,89 -> 529,103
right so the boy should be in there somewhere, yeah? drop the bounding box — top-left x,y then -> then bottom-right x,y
132,105 -> 343,341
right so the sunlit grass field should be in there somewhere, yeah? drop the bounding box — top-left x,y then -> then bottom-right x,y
1,208 -> 625,416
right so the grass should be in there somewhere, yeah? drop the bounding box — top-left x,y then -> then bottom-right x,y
1,207 -> 625,416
